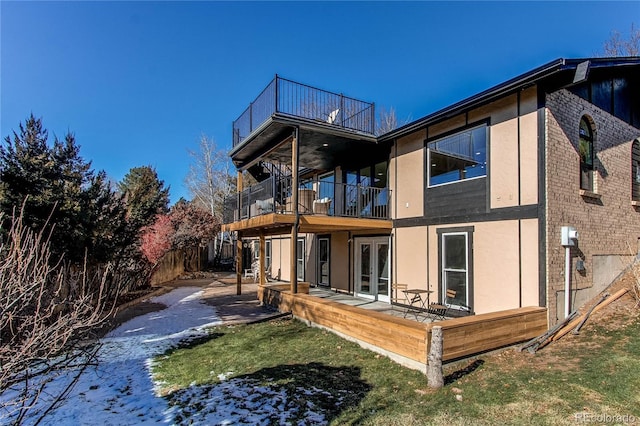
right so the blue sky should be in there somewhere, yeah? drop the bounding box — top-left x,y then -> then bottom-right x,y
1,1 -> 638,204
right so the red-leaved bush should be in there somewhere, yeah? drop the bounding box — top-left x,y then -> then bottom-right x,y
140,214 -> 172,265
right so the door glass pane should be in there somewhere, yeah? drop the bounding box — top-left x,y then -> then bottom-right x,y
297,239 -> 304,281
318,173 -> 334,215
377,243 -> 389,296
360,244 -> 371,293
265,241 -> 272,270
444,235 -> 466,269
360,166 -> 372,187
344,171 -> 358,216
319,238 -> 329,285
373,162 -> 387,188
445,271 -> 467,305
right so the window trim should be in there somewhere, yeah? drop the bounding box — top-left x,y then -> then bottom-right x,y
317,235 -> 331,286
426,122 -> 489,188
579,115 -> 595,192
265,240 -> 272,271
436,226 -> 474,311
632,139 -> 640,202
296,238 -> 305,281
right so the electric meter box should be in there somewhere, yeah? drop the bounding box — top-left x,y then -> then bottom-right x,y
561,226 -> 578,247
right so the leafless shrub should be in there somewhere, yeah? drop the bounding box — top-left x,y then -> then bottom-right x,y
630,263 -> 640,308
625,242 -> 640,308
0,209 -> 118,425
602,23 -> 640,57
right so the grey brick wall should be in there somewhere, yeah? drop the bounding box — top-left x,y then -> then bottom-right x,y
545,89 -> 640,323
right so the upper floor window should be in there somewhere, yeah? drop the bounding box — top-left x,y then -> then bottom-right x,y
579,116 -> 595,192
633,139 -> 640,201
428,124 -> 487,187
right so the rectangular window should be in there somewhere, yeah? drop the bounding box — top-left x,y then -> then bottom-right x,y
296,238 -> 305,281
318,237 -> 330,286
428,124 -> 487,187
579,117 -> 595,192
253,241 -> 260,260
633,140 -> 640,201
265,240 -> 272,270
441,232 -> 469,309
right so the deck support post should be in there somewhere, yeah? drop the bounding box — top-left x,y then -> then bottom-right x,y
236,231 -> 243,295
236,170 -> 244,296
290,128 -> 299,294
259,233 -> 266,286
427,326 -> 444,389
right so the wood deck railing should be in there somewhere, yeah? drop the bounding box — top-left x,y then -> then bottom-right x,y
258,284 -> 547,370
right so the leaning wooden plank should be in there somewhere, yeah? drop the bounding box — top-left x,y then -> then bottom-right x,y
572,293 -> 609,335
519,311 -> 578,353
551,288 -> 629,342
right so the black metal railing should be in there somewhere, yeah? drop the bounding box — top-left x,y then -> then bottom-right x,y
232,76 -> 375,147
222,177 -> 389,223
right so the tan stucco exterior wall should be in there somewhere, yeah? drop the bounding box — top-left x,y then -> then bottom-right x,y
520,218 -> 540,307
470,94 -> 520,209
520,87 -> 539,205
473,220 -> 522,313
393,226 -> 429,290
391,130 -> 425,219
395,219 -> 539,314
331,232 -> 350,292
389,86 -> 542,315
269,236 -> 291,282
465,90 -> 539,209
392,86 -> 539,215
427,114 -> 466,139
545,89 -> 640,323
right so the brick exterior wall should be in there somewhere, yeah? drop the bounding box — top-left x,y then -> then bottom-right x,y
545,89 -> 640,323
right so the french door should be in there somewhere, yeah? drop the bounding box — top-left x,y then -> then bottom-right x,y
355,237 -> 390,302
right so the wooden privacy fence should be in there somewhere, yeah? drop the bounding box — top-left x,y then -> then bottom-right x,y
150,247 -> 207,286
258,284 -> 547,368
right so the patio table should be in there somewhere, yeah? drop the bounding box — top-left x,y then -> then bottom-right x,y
402,289 -> 433,321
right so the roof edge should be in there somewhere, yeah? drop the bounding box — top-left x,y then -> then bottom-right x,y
378,58 -> 565,142
378,56 -> 640,142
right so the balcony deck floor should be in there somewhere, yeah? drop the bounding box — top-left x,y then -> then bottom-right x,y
280,283 -> 440,323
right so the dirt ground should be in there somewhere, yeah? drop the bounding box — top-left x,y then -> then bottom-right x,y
106,272 -> 276,332
487,265 -> 640,372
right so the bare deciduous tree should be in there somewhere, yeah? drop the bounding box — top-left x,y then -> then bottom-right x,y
184,135 -> 235,220
602,23 -> 640,57
376,106 -> 410,136
0,209 -> 116,425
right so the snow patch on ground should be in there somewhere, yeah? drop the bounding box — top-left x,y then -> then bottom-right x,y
2,286 -> 342,425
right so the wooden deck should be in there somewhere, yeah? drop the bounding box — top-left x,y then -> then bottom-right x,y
222,213 -> 392,237
258,284 -> 548,371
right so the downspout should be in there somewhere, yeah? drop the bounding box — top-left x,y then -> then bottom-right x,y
564,246 -> 571,319
560,226 -> 578,319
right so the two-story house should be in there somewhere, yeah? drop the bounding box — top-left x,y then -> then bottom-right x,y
223,57 -> 640,327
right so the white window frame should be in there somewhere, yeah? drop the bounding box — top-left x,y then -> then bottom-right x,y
317,236 -> 330,286
265,240 -> 272,270
441,232 -> 469,309
296,238 -> 305,281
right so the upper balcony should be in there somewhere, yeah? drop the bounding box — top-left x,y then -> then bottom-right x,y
230,76 -> 379,171
222,176 -> 392,237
